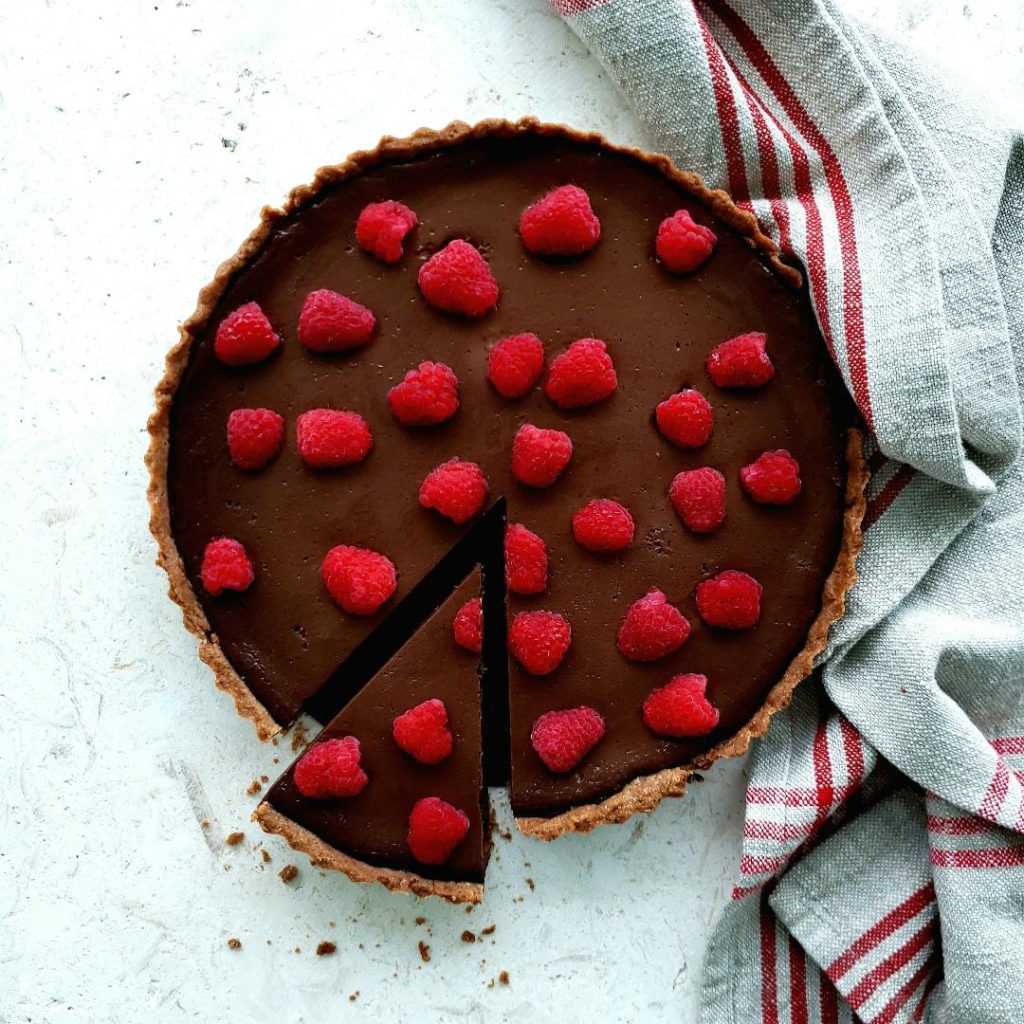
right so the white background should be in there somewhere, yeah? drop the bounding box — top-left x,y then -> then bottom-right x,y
2,2 -> 1019,1022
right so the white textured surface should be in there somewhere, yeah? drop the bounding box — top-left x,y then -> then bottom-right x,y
1,3 -> 1017,1022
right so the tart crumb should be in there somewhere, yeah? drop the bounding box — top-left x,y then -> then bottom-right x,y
260,848 -> 271,863
525,878 -> 535,891
349,992 -> 359,1003
415,916 -> 426,926
225,831 -> 244,846
316,941 -> 336,956
290,721 -> 310,752
481,924 -> 496,936
260,774 -> 269,783
279,864 -> 298,884
246,779 -> 262,795
418,941 -> 431,963
499,970 -> 510,985
227,938 -> 242,949
294,947 -> 301,954
461,930 -> 476,944
201,819 -> 210,829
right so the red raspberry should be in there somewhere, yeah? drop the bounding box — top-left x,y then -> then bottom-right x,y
706,332 -> 774,388
508,610 -> 571,676
387,361 -> 459,426
200,537 -> 255,596
572,499 -> 635,553
296,409 -> 373,468
616,588 -> 691,662
452,596 -> 483,653
419,459 -> 489,525
655,209 -> 717,273
293,736 -> 369,799
696,570 -> 762,629
519,184 -> 601,257
356,200 -> 418,263
505,523 -> 548,596
642,674 -> 720,738
655,389 -> 713,448
213,302 -> 281,366
669,467 -> 726,533
510,424 -> 573,488
740,450 -> 802,504
487,333 -> 545,399
530,706 -> 605,773
321,545 -> 397,615
297,289 -> 376,352
545,338 -> 617,409
392,699 -> 453,765
227,408 -> 284,470
418,240 -> 499,318
407,797 -> 470,865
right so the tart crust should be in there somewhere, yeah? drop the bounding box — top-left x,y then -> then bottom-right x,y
252,804 -> 483,904
148,118 -> 868,889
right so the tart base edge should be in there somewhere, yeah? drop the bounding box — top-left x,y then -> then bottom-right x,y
252,803 -> 484,904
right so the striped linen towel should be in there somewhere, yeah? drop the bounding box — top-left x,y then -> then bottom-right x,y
551,2 -> 1024,1021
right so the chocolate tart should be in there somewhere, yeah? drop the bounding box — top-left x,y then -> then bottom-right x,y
147,119 -> 867,895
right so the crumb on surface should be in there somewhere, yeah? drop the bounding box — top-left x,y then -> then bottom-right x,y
481,924 -> 496,935
316,941 -> 336,956
499,970 -> 510,985
279,864 -> 298,884
415,916 -> 426,926
418,941 -> 431,963
461,930 -> 476,944
349,992 -> 359,1002
525,878 -> 535,891
225,831 -> 244,846
294,946 -> 301,954
227,938 -> 241,949
201,819 -> 210,829
261,848 -> 271,863
291,721 -> 310,752
260,774 -> 269,782
246,779 -> 262,795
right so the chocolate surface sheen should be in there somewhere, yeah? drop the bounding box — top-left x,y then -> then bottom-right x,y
167,128 -> 853,823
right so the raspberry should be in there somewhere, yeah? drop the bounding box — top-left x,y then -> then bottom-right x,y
293,736 -> 369,799
642,674 -> 720,738
706,332 -> 774,388
200,537 -> 255,596
296,409 -> 373,468
655,209 -> 717,273
669,467 -> 726,533
407,797 -> 470,865
510,424 -> 573,488
419,459 -> 489,525
213,302 -> 281,366
696,570 -> 762,629
508,610 -> 571,676
321,545 -> 397,615
487,333 -> 545,399
655,389 -> 713,448
392,699 -> 453,765
227,408 -> 284,470
505,523 -> 548,596
530,707 -> 605,773
418,240 -> 499,318
545,338 -> 617,409
452,596 -> 483,653
356,200 -> 418,263
572,499 -> 635,553
519,184 -> 601,257
740,450 -> 802,505
387,361 -> 459,426
616,588 -> 691,662
297,289 -> 376,352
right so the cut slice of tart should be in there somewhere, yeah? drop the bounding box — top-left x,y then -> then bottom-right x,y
254,568 -> 489,903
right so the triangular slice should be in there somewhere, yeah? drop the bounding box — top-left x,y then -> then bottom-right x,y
254,568 -> 487,903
